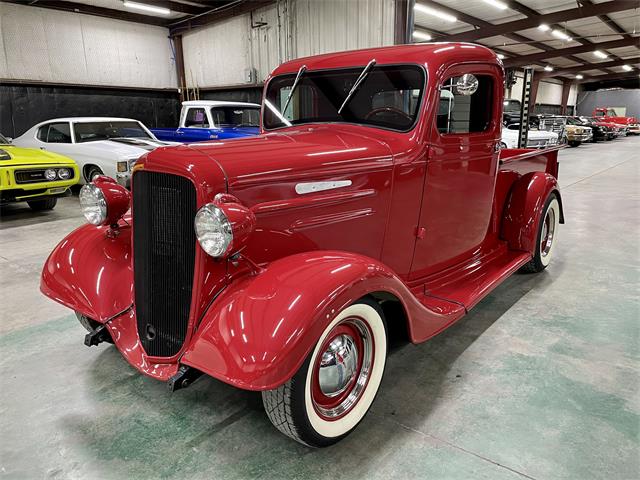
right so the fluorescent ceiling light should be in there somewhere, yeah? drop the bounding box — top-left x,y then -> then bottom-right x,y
551,29 -> 571,41
622,64 -> 632,71
412,30 -> 432,42
544,65 -> 554,72
497,53 -> 506,59
482,0 -> 508,9
123,1 -> 170,15
538,24 -> 550,31
575,74 -> 584,79
593,50 -> 608,59
414,3 -> 457,23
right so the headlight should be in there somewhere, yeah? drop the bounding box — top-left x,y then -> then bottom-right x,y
79,184 -> 107,225
58,168 -> 71,180
117,161 -> 129,173
194,204 -> 233,257
45,169 -> 57,181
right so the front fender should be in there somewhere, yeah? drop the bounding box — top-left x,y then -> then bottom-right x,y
501,172 -> 564,253
181,251 -> 429,391
41,222 -> 132,322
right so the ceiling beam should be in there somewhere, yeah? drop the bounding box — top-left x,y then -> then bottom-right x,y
169,0 -> 274,34
3,0 -> 172,26
541,57 -> 640,79
503,38 -> 640,68
423,0 -> 639,43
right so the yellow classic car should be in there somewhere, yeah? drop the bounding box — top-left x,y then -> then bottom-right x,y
0,133 -> 79,210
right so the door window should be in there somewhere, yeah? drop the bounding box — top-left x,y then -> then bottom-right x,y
184,108 -> 210,128
37,123 -> 72,143
437,75 -> 493,134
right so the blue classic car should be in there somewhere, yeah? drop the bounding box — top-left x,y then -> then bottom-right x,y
151,101 -> 261,143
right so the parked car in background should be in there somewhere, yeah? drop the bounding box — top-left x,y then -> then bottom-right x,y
593,107 -> 640,134
0,133 -> 78,211
501,123 -> 559,148
534,115 -> 592,147
579,117 -> 619,140
568,116 -> 606,142
502,98 -> 522,125
12,118 -> 173,187
151,101 -> 261,143
42,43 -> 565,447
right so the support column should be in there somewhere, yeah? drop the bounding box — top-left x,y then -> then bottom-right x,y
394,0 -> 415,45
172,35 -> 187,103
560,80 -> 571,115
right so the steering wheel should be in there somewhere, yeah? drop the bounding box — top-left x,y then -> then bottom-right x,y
364,107 -> 413,122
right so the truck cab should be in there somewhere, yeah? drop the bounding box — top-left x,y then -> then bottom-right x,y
151,100 -> 261,142
41,43 -> 564,448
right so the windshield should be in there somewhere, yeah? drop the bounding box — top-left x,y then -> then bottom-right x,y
211,107 -> 260,127
0,133 -> 10,144
73,121 -> 151,143
263,65 -> 425,132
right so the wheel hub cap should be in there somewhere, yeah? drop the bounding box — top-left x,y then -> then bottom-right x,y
318,334 -> 358,397
541,207 -> 556,258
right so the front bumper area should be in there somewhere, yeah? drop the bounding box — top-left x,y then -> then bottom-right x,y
567,132 -> 592,142
0,185 -> 71,205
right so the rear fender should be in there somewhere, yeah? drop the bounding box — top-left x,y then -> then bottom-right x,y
181,251 -> 452,391
40,221 -> 133,322
501,172 -> 564,253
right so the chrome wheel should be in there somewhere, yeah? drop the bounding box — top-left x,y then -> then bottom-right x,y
311,318 -> 374,420
540,206 -> 556,259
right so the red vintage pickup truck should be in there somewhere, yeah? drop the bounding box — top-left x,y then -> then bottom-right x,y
593,107 -> 640,134
41,43 -> 564,447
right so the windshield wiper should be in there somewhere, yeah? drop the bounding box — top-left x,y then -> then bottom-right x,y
338,58 -> 376,115
282,64 -> 307,116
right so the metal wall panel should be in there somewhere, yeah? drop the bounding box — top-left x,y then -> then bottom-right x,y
182,0 -> 395,89
0,3 -> 177,89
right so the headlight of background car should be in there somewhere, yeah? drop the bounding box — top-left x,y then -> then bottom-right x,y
117,161 -> 129,173
79,184 -> 107,225
45,169 -> 57,181
194,204 -> 233,257
57,168 -> 71,180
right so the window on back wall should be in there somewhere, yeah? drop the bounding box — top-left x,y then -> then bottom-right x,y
437,75 -> 493,134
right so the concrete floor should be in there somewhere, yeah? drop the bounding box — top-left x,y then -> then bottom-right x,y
1,138 -> 638,480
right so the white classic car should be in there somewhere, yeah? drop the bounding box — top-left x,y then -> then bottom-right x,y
12,117 -> 174,187
501,123 -> 559,149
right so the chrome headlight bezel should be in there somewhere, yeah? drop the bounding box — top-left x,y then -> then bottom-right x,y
57,168 -> 71,180
79,184 -> 108,225
194,203 -> 233,257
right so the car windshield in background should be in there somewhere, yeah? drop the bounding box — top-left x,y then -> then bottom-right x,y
503,100 -> 521,112
263,65 -> 425,132
211,107 -> 260,127
73,121 -> 151,143
0,134 -> 10,144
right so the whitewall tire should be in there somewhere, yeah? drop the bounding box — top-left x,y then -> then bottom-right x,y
262,297 -> 387,447
521,194 -> 560,273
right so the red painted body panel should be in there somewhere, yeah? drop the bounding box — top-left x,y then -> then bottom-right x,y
40,43 -> 565,390
592,107 -> 638,126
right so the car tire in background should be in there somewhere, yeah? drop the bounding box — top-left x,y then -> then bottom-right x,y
27,197 -> 57,211
568,141 -> 580,147
84,165 -> 104,183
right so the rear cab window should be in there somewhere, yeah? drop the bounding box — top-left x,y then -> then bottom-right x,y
37,123 -> 72,143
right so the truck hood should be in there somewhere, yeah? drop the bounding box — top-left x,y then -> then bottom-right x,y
186,124 -> 395,187
0,145 -> 76,167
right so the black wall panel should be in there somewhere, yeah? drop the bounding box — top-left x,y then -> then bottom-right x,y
0,84 -> 180,138
200,87 -> 263,104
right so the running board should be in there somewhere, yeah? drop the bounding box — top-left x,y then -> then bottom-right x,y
425,249 -> 532,310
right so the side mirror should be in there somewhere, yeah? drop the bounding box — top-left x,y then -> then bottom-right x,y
455,74 -> 479,96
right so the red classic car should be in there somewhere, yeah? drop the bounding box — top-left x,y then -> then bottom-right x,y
41,43 -> 564,447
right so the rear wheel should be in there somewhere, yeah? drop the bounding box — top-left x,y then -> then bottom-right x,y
521,194 -> 560,273
262,298 -> 387,447
27,197 -> 57,211
568,140 -> 580,147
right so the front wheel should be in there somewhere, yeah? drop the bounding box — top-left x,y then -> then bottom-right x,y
27,197 -> 57,211
568,140 -> 580,147
262,298 -> 387,447
521,194 -> 560,273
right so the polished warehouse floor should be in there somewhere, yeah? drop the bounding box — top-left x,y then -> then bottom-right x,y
1,138 -> 638,479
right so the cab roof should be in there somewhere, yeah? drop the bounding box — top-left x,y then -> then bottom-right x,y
182,101 -> 260,108
271,42 -> 501,76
